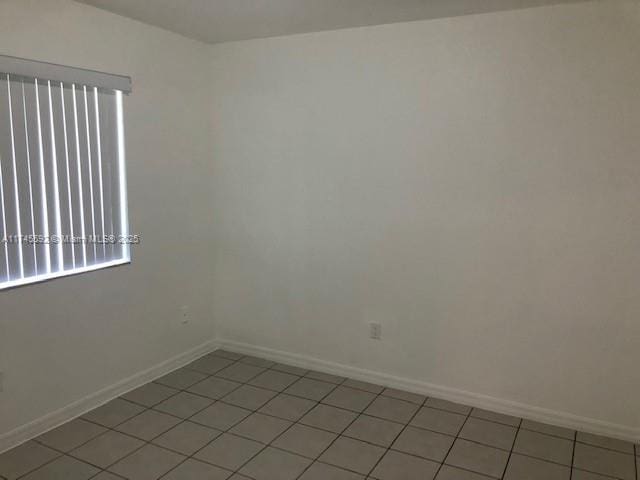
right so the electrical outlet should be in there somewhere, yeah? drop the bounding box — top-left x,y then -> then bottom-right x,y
180,305 -> 189,324
369,322 -> 382,340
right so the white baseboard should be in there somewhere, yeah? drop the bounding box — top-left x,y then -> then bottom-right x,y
217,338 -> 640,443
0,339 -> 219,454
3,336 -> 637,454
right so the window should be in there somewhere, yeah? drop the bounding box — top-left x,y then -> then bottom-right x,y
0,55 -> 131,289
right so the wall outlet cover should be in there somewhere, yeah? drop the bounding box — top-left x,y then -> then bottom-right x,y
180,305 -> 189,324
369,322 -> 382,340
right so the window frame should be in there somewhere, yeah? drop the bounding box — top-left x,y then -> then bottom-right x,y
0,55 -> 132,290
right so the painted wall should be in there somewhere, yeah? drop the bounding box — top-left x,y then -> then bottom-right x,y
0,0 -> 214,437
209,1 -> 640,430
1,0 -> 639,445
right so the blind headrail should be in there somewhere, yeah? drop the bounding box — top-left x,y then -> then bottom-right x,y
0,54 -> 131,94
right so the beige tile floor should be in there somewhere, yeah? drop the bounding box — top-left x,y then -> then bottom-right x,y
0,349 -> 638,479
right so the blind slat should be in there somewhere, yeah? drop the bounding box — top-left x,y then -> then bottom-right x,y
89,87 -> 106,263
0,154 -> 9,282
51,82 -> 74,271
98,92 -> 115,262
83,86 -> 99,264
1,75 -> 23,280
65,84 -> 85,268
36,79 -> 58,274
75,85 -> 96,266
103,94 -> 123,260
22,79 -> 47,276
44,81 -> 65,273
72,84 -> 90,267
115,91 -> 129,262
9,79 -> 37,277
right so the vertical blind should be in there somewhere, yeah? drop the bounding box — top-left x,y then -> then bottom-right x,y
0,55 -> 131,289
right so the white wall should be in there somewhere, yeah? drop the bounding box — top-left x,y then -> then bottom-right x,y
1,0 -> 639,447
0,0 -> 214,438
209,1 -> 640,432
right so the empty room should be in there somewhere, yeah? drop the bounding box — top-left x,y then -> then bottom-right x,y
0,0 -> 638,479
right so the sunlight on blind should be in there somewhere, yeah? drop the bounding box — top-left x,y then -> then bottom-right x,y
0,70 -> 130,289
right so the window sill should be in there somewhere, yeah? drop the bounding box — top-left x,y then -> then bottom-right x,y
0,258 -> 131,291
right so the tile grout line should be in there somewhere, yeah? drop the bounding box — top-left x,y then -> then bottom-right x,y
96,356 -> 247,475
73,363 -> 640,480
432,399 -> 475,479
5,349 -> 520,453
364,392 -> 429,479
11,351 -> 438,479
20,353 -> 230,478
492,449 -> 575,470
114,352 -> 282,479
109,352 -> 301,477
572,439 -> 640,456
7,349 -> 636,480
1,355 -> 540,480
292,380 -> 384,479
569,430 -> 577,480
500,416 -> 523,479
204,377 -> 338,479
17,369 -> 204,480
6,367 -> 618,480
231,367 -> 348,480
10,412 -> 634,478
139,353 -> 295,480
286,374 -> 353,479
127,358 -> 343,446
88,469 -> 126,480
35,353 -> 248,479
248,418 -> 578,471
10,445 -> 64,479
131,355 -> 253,480
158,352 -> 340,480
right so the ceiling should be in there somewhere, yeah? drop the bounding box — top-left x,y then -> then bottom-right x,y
77,0 -> 587,44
